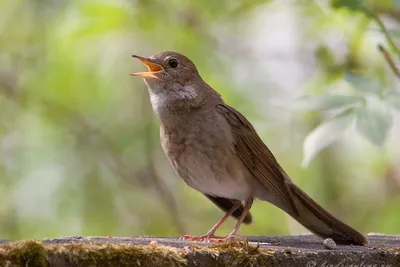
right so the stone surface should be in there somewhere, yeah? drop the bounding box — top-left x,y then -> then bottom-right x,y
0,234 -> 399,266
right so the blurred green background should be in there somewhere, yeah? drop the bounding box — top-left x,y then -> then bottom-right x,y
1,0 -> 399,240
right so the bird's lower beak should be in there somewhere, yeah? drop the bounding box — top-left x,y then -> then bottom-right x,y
131,55 -> 164,78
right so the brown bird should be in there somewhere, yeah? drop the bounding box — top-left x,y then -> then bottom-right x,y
130,51 -> 367,245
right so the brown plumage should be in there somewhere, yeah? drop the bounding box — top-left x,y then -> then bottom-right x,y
131,51 -> 367,245
216,103 -> 366,245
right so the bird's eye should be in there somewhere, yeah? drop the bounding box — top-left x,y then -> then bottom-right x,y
168,58 -> 179,68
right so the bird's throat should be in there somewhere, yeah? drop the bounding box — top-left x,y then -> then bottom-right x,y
149,85 -> 199,110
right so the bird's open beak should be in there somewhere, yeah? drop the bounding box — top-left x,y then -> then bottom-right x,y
131,55 -> 164,78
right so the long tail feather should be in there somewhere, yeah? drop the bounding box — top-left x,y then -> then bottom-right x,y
287,183 -> 367,245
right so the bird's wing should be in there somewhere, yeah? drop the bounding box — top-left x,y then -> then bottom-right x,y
204,194 -> 252,224
216,103 -> 298,215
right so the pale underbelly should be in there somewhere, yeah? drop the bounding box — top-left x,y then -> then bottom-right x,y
185,174 -> 251,200
176,155 -> 252,200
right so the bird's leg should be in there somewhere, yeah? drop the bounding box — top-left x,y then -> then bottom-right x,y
180,201 -> 242,241
209,198 -> 253,242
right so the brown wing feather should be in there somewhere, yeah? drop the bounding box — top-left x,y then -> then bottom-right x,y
204,194 -> 252,224
216,104 -> 298,215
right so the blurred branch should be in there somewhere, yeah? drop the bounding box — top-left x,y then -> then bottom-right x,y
0,70 -> 185,235
334,1 -> 400,58
378,44 -> 400,79
141,88 -> 185,234
374,7 -> 400,22
49,104 -> 185,234
362,7 -> 400,58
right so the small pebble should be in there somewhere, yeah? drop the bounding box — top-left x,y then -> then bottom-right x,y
323,238 -> 336,250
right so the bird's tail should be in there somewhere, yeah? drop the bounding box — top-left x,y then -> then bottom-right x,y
286,182 -> 367,245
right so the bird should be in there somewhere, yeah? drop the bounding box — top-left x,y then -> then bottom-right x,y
130,51 -> 367,245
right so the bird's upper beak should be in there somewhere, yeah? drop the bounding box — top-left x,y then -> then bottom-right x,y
131,55 -> 164,78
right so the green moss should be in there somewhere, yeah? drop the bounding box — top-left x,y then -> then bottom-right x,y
0,240 -> 46,267
0,240 -> 187,267
0,239 -> 278,267
193,241 -> 277,266
47,242 -> 187,267
1,239 -> 398,267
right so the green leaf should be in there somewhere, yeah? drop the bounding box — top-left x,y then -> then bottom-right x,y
296,94 -> 362,111
332,0 -> 363,10
384,91 -> 400,111
303,111 -> 355,167
356,99 -> 392,146
344,73 -> 382,94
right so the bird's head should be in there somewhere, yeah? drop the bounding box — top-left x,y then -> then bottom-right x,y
131,51 -> 221,116
131,51 -> 200,95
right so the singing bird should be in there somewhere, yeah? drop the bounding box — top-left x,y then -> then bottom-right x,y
130,51 -> 367,245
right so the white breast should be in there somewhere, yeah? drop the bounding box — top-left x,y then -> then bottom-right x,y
148,85 -> 198,115
149,91 -> 167,114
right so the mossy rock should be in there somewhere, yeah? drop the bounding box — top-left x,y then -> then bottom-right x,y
0,234 -> 399,267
